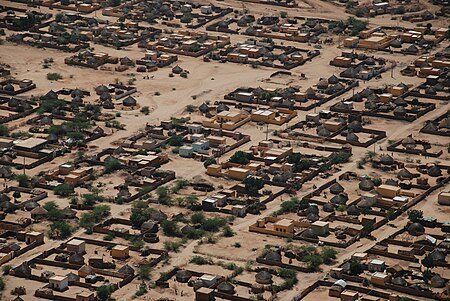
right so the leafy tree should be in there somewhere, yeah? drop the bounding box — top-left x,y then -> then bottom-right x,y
230,151 -> 254,165
348,17 -> 368,36
201,217 -> 227,232
244,176 -> 264,196
321,247 -> 338,264
304,254 -> 323,272
287,152 -> 311,172
223,225 -> 235,237
407,209 -> 423,223
104,159 -> 121,174
54,184 -> 74,196
47,73 -> 63,81
139,265 -> 151,280
97,284 -> 115,301
0,125 -> 9,136
155,186 -> 171,204
43,201 -> 63,220
168,135 -> 184,146
161,220 -> 179,236
203,157 -> 216,168
349,260 -> 364,275
422,253 -> 436,271
49,221 -> 73,238
14,174 -> 30,187
80,212 -> 96,233
191,212 -> 205,224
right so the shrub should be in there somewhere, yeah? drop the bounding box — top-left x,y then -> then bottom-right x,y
47,73 -> 63,81
164,240 -> 182,252
223,225 -> 235,237
0,125 -> 9,136
140,106 -> 150,115
203,157 -> 216,168
54,183 -> 74,196
190,255 -> 211,265
407,209 -> 423,223
104,159 -> 121,174
321,247 -> 337,264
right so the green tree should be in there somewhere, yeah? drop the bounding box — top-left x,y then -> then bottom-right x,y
80,212 -> 96,233
244,176 -> 264,196
104,159 -> 121,174
161,220 -> 179,236
54,184 -> 74,196
97,284 -> 115,301
230,151 -> 253,165
49,221 -> 73,238
14,174 -> 30,187
422,253 -> 436,271
43,201 -> 63,220
203,157 -> 216,168
321,247 -> 338,264
0,125 -> 9,136
407,209 -> 423,223
168,135 -> 184,146
304,254 -> 322,271
349,260 -> 364,275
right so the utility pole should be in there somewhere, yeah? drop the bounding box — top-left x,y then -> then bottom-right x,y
265,122 -> 269,141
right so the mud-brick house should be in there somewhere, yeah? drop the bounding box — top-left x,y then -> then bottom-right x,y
49,275 -> 69,291
13,137 -> 47,153
76,291 -> 95,301
67,239 -> 86,254
111,245 -> 129,259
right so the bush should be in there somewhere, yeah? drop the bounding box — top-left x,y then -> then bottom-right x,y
14,174 -> 30,187
0,276 -> 4,291
186,105 -> 197,112
168,135 -> 184,146
190,255 -> 211,265
233,242 -> 241,248
223,225 -> 235,237
203,157 -> 216,168
140,106 -> 150,115
47,73 -> 63,81
54,183 -> 74,196
139,265 -> 151,280
2,265 -> 12,275
0,125 -> 9,136
407,209 -> 423,223
244,176 -> 264,196
164,240 -> 182,252
161,220 -> 180,237
321,247 -> 337,264
230,151 -> 254,165
48,221 -> 73,238
104,159 -> 121,174
97,284 -> 115,301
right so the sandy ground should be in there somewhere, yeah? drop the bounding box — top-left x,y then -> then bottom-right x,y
0,0 -> 449,300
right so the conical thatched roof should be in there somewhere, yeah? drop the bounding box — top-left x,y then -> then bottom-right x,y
397,168 -> 413,180
118,264 -> 135,275
323,203 -> 335,212
255,270 -> 273,284
380,154 -> 394,165
359,179 -> 374,191
301,228 -> 318,239
330,182 -> 344,195
427,165 -> 441,177
430,274 -> 445,288
217,281 -> 235,294
392,276 -> 407,286
330,193 -> 348,205
265,251 -> 281,262
408,222 -> 425,236
357,196 -> 377,208
175,270 -> 192,282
